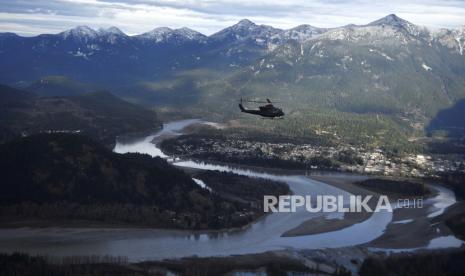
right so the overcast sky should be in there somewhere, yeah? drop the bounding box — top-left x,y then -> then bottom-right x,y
0,0 -> 464,36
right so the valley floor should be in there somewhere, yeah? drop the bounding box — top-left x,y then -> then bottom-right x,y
1,119 -> 464,275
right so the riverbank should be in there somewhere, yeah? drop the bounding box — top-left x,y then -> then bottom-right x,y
143,119 -> 464,250
0,251 -> 333,276
281,174 -> 376,236
281,173 -> 460,250
0,119 -> 462,262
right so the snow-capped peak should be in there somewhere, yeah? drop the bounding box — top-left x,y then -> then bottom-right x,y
60,26 -> 127,44
172,27 -> 205,40
367,14 -> 412,28
235,19 -> 256,28
217,19 -> 261,34
210,19 -> 281,42
98,26 -> 126,36
137,27 -> 173,41
280,24 -> 328,41
61,26 -> 98,39
290,24 -> 322,32
146,27 -> 173,36
364,14 -> 427,38
96,27 -> 127,44
136,27 -> 205,43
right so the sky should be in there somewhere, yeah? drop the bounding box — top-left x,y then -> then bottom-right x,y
0,0 -> 464,36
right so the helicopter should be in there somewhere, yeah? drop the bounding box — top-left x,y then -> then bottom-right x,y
238,98 -> 285,118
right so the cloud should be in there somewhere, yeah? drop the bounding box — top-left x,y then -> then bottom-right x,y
0,0 -> 464,36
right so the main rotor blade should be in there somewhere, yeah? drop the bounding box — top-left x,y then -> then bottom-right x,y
242,99 -> 284,103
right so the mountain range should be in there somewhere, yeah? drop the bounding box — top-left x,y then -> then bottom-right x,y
1,14 -> 465,136
2,14 -> 462,86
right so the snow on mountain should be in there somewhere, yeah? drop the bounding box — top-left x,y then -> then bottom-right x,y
317,25 -> 405,43
60,26 -> 130,45
422,63 -> 432,71
431,25 -> 465,55
174,27 -> 206,41
61,26 -> 99,40
97,27 -> 127,44
454,26 -> 465,55
366,14 -> 429,37
279,25 -> 328,42
20,15 -> 459,51
54,26 -> 130,58
367,14 -> 412,28
209,19 -> 282,45
136,27 -> 205,43
99,26 -> 126,36
314,14 -> 431,45
136,27 -> 173,42
1,14 -> 465,93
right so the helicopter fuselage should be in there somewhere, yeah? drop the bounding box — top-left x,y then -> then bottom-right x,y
239,103 -> 284,118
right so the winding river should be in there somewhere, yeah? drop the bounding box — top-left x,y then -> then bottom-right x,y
0,119 -> 462,261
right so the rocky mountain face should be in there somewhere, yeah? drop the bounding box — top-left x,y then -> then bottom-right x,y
230,15 -> 465,117
135,27 -> 206,44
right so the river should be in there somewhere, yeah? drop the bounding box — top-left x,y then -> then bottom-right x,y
0,119 -> 461,261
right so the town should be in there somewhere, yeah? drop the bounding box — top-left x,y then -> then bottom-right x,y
162,136 -> 465,178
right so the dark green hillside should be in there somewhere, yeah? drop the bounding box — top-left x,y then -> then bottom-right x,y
0,85 -> 36,142
0,84 -> 35,106
360,250 -> 465,276
355,178 -> 430,196
0,133 -> 266,229
0,133 -> 197,205
71,91 -> 159,131
211,39 -> 465,118
143,30 -> 465,152
26,75 -> 99,97
125,22 -> 465,152
0,84 -> 161,144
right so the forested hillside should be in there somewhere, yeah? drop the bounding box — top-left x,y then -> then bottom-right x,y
0,133 -> 280,229
0,84 -> 161,145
